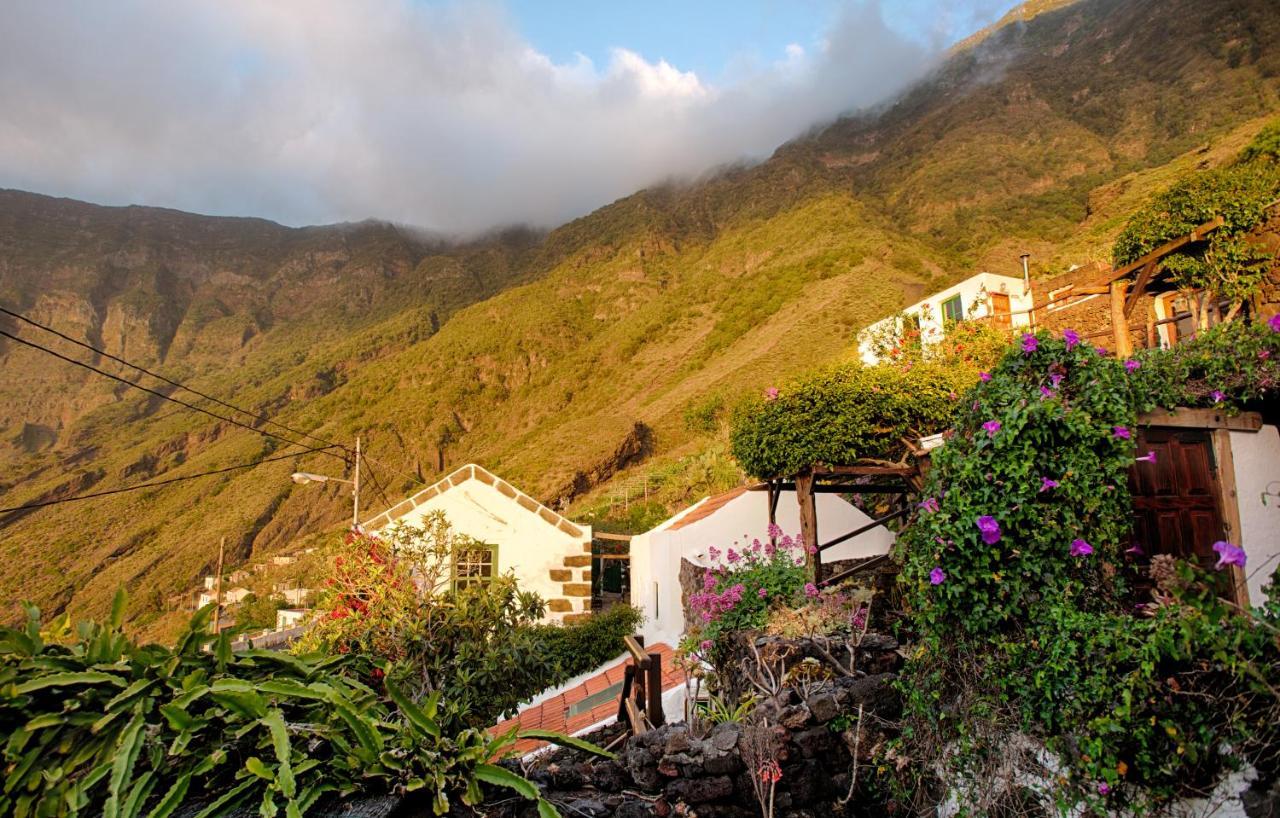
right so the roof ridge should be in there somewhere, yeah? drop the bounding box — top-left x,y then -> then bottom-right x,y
361,463 -> 587,538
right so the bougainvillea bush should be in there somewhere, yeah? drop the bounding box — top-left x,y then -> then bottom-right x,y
895,324 -> 1280,814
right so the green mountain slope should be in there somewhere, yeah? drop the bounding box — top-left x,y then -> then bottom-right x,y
1,0 -> 1278,636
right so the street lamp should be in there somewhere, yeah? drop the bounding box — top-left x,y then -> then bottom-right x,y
291,437 -> 361,527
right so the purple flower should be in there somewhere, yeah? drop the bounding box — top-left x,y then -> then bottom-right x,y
803,582 -> 820,598
1039,386 -> 1054,399
983,420 -> 1002,437
976,515 -> 1001,545
1135,451 -> 1157,464
757,587 -> 768,598
707,546 -> 720,561
1021,333 -> 1039,354
700,639 -> 713,652
767,523 -> 783,539
979,371 -> 992,382
1049,372 -> 1064,388
1126,543 -> 1144,557
1269,314 -> 1280,332
1095,346 -> 1108,356
765,387 -> 779,400
726,548 -> 741,564
1211,390 -> 1225,403
920,497 -> 941,513
1039,477 -> 1059,492
1063,328 -> 1080,350
1113,426 -> 1131,440
1260,349 -> 1272,360
929,567 -> 946,585
703,572 -> 717,591
1098,782 -> 1111,796
1070,539 -> 1094,557
1212,540 -> 1246,569
1124,359 -> 1141,373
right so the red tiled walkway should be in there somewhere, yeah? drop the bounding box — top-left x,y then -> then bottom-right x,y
491,642 -> 683,755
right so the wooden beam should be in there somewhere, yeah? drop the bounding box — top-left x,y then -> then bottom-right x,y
1106,216 -> 1224,282
812,465 -> 917,477
593,532 -> 633,542
818,506 -> 910,552
1138,408 -> 1263,432
1124,260 -> 1159,318
795,472 -> 819,582
624,635 -> 650,669
820,553 -> 893,588
1210,429 -> 1251,608
1110,280 -> 1133,359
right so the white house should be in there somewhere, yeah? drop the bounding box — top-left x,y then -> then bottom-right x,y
275,608 -> 310,631
197,586 -> 250,608
858,272 -> 1032,365
629,486 -> 896,645
361,464 -> 594,623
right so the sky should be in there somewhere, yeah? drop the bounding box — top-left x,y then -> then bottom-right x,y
0,1 -> 1013,234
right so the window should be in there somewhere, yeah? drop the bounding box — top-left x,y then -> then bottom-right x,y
941,294 -> 964,324
452,543 -> 496,590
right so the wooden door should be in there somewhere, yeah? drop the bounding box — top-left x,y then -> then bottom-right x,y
1128,429 -> 1226,573
988,292 -> 1012,330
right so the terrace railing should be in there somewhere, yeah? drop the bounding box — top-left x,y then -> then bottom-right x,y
616,635 -> 665,734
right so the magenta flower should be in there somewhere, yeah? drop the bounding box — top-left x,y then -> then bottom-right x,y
1269,313 -> 1280,332
920,497 -> 941,513
700,639 -> 713,652
1212,540 -> 1246,569
1049,372 -> 1064,388
765,387 -> 779,400
983,420 -> 1002,437
1113,426 -> 1131,440
1021,333 -> 1039,353
929,567 -> 946,585
703,572 -> 717,591
979,371 -> 992,382
1125,543 -> 1144,556
1260,349 -> 1272,360
1039,477 -> 1059,492
1098,782 -> 1111,796
757,587 -> 768,598
1063,329 -> 1080,350
1039,386 -> 1054,399
1124,359 -> 1141,373
1070,539 -> 1094,557
976,515 -> 1001,545
767,523 -> 783,539
707,546 -> 720,561
1095,346 -> 1108,356
1135,451 -> 1157,464
726,548 -> 741,564
1211,390 -> 1225,403
803,582 -> 820,598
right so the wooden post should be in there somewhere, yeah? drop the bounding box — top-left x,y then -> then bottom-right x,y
213,536 -> 226,634
647,652 -> 665,726
617,664 -> 636,727
1110,281 -> 1133,359
796,471 -> 818,582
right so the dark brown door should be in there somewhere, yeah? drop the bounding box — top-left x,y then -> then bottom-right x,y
1129,428 -> 1226,573
989,292 -> 1012,331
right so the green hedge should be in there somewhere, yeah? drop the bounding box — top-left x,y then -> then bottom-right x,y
529,603 -> 642,685
729,361 -> 973,478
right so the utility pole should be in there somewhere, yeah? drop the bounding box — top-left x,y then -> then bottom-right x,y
213,536 -> 225,634
353,436 -> 361,528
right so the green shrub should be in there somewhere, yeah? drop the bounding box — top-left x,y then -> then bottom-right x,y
683,393 -> 726,433
729,361 -> 974,478
528,603 -> 643,684
0,594 -> 601,818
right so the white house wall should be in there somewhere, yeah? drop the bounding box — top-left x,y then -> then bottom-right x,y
632,490 -> 895,644
858,272 -> 1032,365
374,479 -> 592,623
1229,424 -> 1280,606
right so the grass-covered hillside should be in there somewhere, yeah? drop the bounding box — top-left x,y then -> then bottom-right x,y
1,0 -> 1279,636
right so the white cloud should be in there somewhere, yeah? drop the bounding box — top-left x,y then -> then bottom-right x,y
0,0 -> 934,232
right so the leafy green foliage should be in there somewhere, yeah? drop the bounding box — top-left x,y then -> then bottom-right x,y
528,603 -> 643,684
0,593 -> 595,818
894,324 -> 1280,812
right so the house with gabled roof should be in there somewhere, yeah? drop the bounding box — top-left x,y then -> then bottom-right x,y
361,464 -> 594,623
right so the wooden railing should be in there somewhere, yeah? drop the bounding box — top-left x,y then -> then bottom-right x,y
616,635 -> 665,733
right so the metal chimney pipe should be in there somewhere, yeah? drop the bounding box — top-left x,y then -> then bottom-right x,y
1020,253 -> 1031,297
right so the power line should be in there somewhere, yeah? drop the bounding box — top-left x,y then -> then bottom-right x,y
359,451 -> 393,511
0,305 -> 342,452
361,452 -> 428,487
0,328 -> 346,462
0,445 -> 341,514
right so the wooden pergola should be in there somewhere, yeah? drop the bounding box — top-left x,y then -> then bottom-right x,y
751,461 -> 925,586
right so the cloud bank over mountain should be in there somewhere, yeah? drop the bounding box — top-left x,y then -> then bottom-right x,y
0,1 -> 935,232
